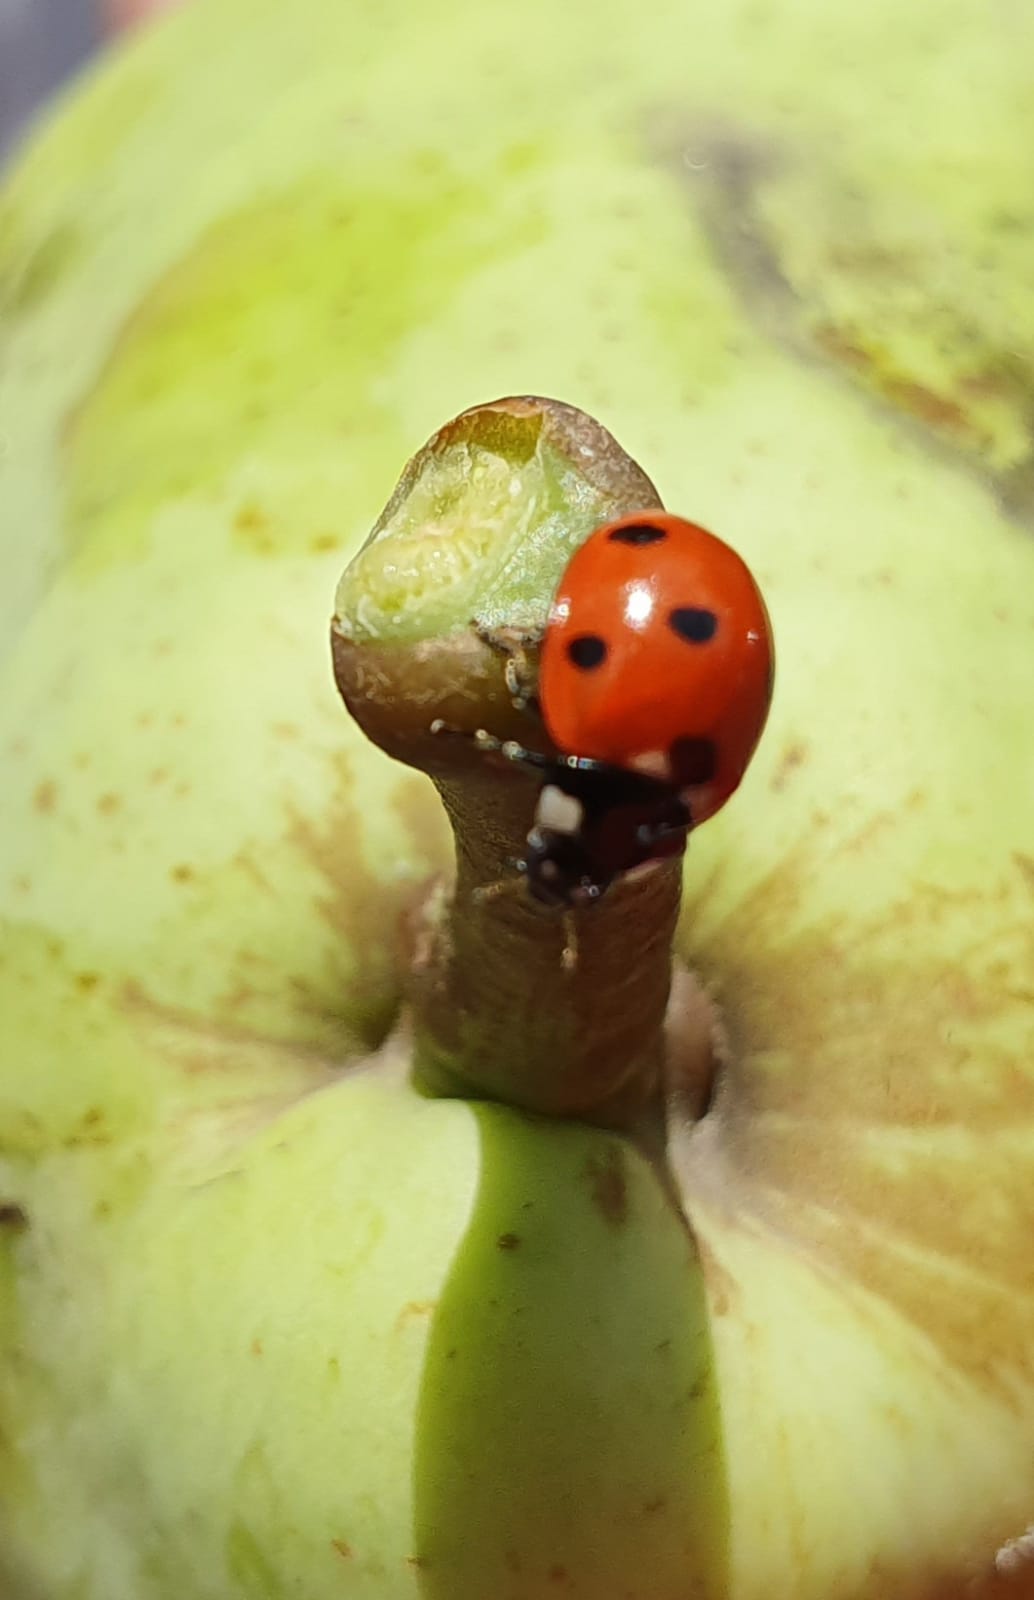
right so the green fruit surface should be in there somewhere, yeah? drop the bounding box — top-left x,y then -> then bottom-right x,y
2,1 -> 1034,1597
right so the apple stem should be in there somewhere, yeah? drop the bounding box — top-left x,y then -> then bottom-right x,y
331,397 -> 689,1134
411,772 -> 684,1129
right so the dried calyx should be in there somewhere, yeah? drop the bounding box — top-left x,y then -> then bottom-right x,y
331,396 -> 701,1136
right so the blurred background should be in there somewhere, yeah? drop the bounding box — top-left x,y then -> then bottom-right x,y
0,0 -> 100,156
0,0 -> 169,157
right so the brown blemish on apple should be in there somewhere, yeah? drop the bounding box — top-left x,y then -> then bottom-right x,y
288,753 -> 449,1048
0,1203 -> 28,1233
768,739 -> 809,793
170,864 -> 195,884
234,503 -> 267,534
234,505 -> 281,557
32,779 -> 58,814
97,792 -> 122,815
0,215 -> 84,315
395,1300 -> 437,1332
693,1234 -> 738,1319
331,1539 -> 352,1560
496,1231 -> 521,1251
119,978 -> 340,1088
678,841 -> 1034,1395
63,1108 -> 113,1149
816,327 -> 975,437
884,377 -> 979,436
672,128 -> 1034,524
777,1427 -> 812,1583
220,980 -> 258,1011
1013,853 -> 1034,894
230,851 -> 273,893
585,1145 -> 628,1228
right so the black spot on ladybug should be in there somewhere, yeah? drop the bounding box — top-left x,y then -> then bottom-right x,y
669,607 -> 718,644
607,522 -> 667,546
669,736 -> 718,786
566,634 -> 608,670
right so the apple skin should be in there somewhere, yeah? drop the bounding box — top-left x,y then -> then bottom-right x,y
2,1 -> 1034,1597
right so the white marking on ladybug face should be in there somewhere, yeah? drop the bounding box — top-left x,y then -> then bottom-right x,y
535,784 -> 584,836
629,750 -> 673,781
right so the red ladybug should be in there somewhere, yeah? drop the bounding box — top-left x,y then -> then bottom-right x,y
434,512 -> 774,907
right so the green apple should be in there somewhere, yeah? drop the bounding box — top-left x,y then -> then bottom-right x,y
2,1 -> 1034,1598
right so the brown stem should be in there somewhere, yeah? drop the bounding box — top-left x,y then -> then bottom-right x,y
331,396 -> 689,1131
415,772 -> 683,1126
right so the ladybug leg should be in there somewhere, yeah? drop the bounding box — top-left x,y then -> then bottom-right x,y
504,658 -> 540,717
429,719 -> 558,781
472,622 -> 540,653
634,796 -> 693,853
472,621 -> 542,717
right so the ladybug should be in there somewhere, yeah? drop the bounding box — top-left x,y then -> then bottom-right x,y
433,512 -> 774,908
